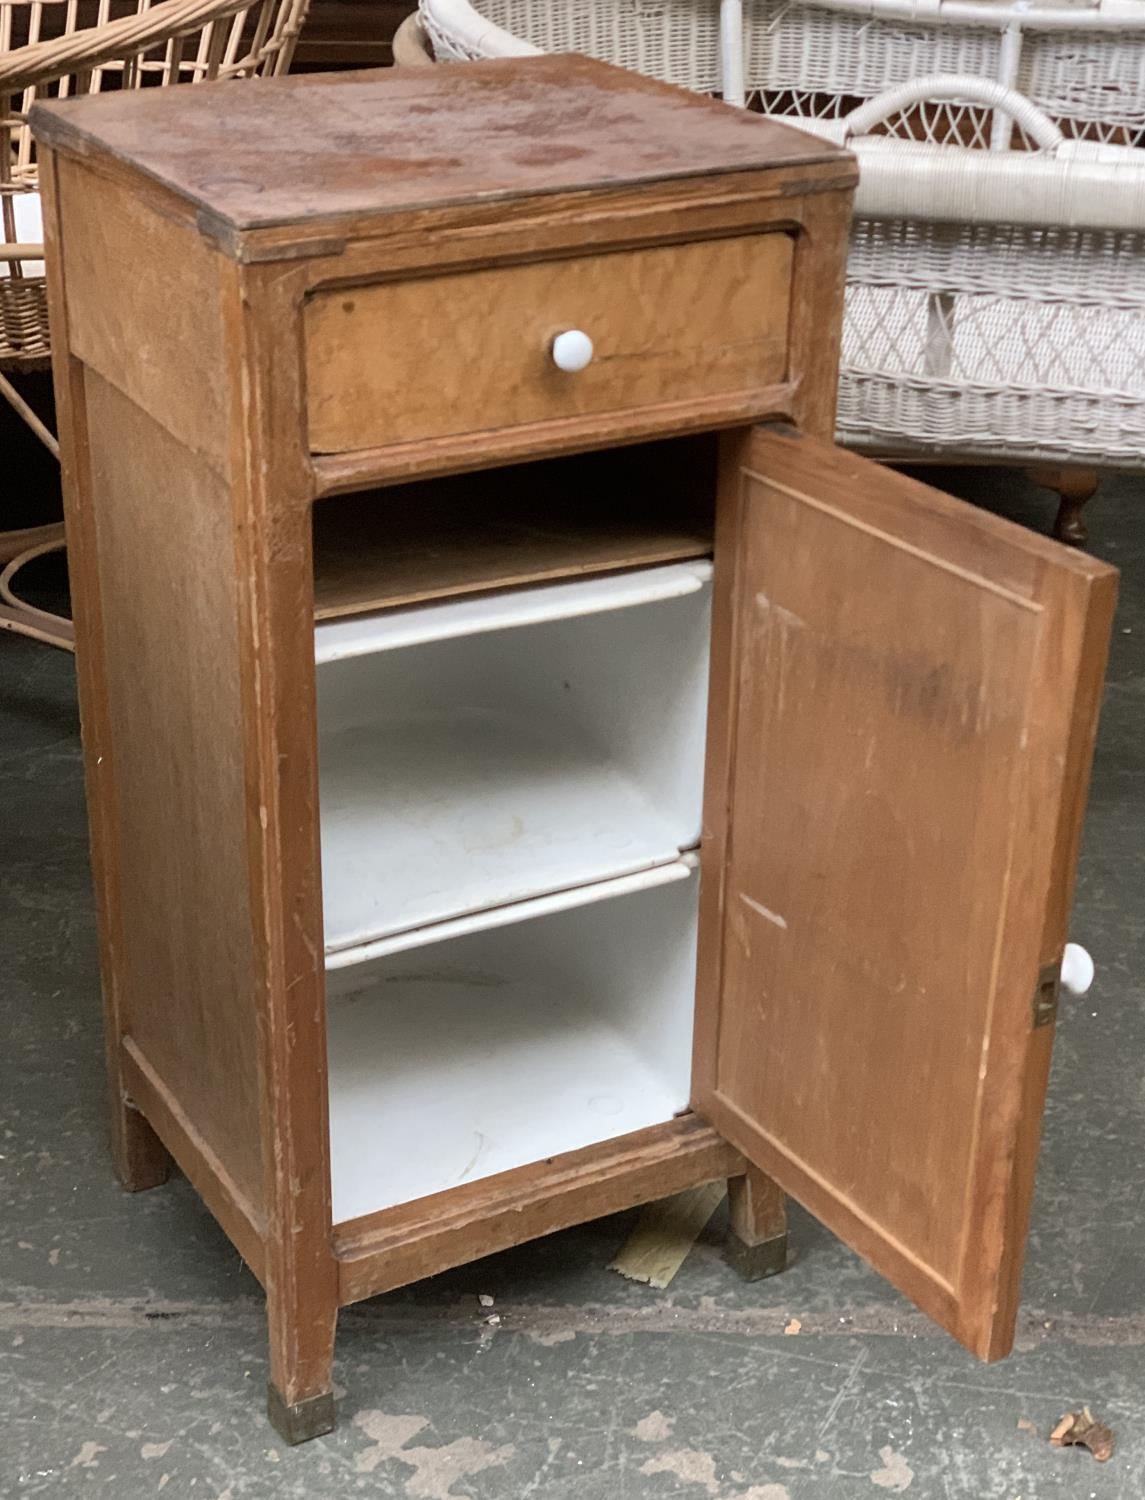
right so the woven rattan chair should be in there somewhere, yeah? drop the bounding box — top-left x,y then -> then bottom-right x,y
1,0 -> 310,648
420,0 -> 1145,544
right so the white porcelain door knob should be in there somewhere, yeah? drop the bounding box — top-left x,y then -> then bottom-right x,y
1060,942 -> 1095,998
551,329 -> 594,373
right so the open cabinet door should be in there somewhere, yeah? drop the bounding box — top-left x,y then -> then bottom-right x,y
694,424 -> 1117,1360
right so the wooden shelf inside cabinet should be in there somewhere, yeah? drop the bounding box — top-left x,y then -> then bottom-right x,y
35,51 -> 1116,1450
312,438 -> 716,621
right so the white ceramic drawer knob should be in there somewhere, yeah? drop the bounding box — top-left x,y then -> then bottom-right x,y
551,329 -> 594,373
1060,942 -> 1095,998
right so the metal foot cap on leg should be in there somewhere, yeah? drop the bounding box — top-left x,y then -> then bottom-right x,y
724,1229 -> 788,1283
267,1384 -> 336,1445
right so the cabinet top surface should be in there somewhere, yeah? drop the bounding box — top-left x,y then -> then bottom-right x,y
30,55 -> 852,235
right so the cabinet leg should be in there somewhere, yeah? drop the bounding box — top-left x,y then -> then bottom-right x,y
267,1383 -> 337,1446
266,1293 -> 338,1445
110,1089 -> 170,1193
725,1166 -> 788,1282
1027,466 -> 1100,548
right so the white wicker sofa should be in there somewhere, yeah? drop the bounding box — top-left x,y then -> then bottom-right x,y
419,0 -> 1145,543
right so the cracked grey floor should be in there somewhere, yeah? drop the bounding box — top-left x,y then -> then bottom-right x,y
3,469 -> 1144,1498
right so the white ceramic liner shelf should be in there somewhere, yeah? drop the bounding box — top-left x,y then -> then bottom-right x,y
326,864 -> 700,1222
315,563 -> 713,959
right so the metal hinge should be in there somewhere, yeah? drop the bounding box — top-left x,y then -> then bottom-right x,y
1033,961 -> 1061,1029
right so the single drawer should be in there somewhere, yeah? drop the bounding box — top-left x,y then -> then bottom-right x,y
304,232 -> 793,456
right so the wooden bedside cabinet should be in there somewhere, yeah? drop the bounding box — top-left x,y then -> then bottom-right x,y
32,56 -> 1117,1443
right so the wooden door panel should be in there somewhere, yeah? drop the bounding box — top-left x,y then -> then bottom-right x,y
695,424 -> 1116,1359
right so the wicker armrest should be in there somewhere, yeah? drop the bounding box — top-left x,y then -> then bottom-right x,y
419,0 -> 539,62
786,0 -> 1145,30
801,76 -> 1145,232
0,0 -> 254,95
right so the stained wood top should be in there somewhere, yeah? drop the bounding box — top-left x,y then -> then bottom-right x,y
30,55 -> 852,235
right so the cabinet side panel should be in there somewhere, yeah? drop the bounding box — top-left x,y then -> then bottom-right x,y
81,367 -> 265,1212
54,156 -> 228,470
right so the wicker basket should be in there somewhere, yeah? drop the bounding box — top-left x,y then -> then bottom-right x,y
1,0 -> 310,376
420,0 -> 1145,478
421,0 -> 1145,132
1,0 -> 309,648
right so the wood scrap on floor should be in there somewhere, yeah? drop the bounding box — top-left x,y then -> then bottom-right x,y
1049,1407 -> 1115,1462
609,1182 -> 726,1289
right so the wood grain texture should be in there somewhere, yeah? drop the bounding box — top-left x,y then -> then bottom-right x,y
691,430 -> 754,1122
782,191 -> 853,441
122,1039 -> 267,1283
305,232 -> 793,456
38,151 -> 173,1194
694,423 -> 1117,1359
313,438 -> 714,619
333,1117 -> 745,1306
30,55 -> 851,236
982,519 -> 1117,1354
34,60 -> 881,1432
79,369 -> 269,1208
53,156 -> 228,469
725,1163 -> 788,1280
683,193 -> 852,1130
727,1165 -> 787,1248
310,385 -> 798,496
46,136 -> 340,1412
219,257 -> 340,1412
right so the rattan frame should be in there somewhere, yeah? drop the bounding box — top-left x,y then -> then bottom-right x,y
1,0 -> 310,647
420,0 -> 1145,539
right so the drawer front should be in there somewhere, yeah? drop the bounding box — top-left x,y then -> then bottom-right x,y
304,233 -> 793,456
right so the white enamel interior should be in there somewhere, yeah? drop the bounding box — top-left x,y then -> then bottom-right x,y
317,565 -> 712,957
326,865 -> 700,1222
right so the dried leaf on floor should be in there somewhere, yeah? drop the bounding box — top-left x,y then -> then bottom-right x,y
1049,1407 -> 1115,1462
1016,1418 -> 1037,1437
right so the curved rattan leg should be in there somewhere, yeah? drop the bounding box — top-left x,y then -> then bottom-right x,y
0,536 -> 74,650
0,520 -> 66,565
0,367 -> 71,646
0,368 -> 60,458
1027,466 -> 1100,549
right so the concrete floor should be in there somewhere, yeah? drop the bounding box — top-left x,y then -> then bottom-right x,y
2,468 -> 1143,1498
